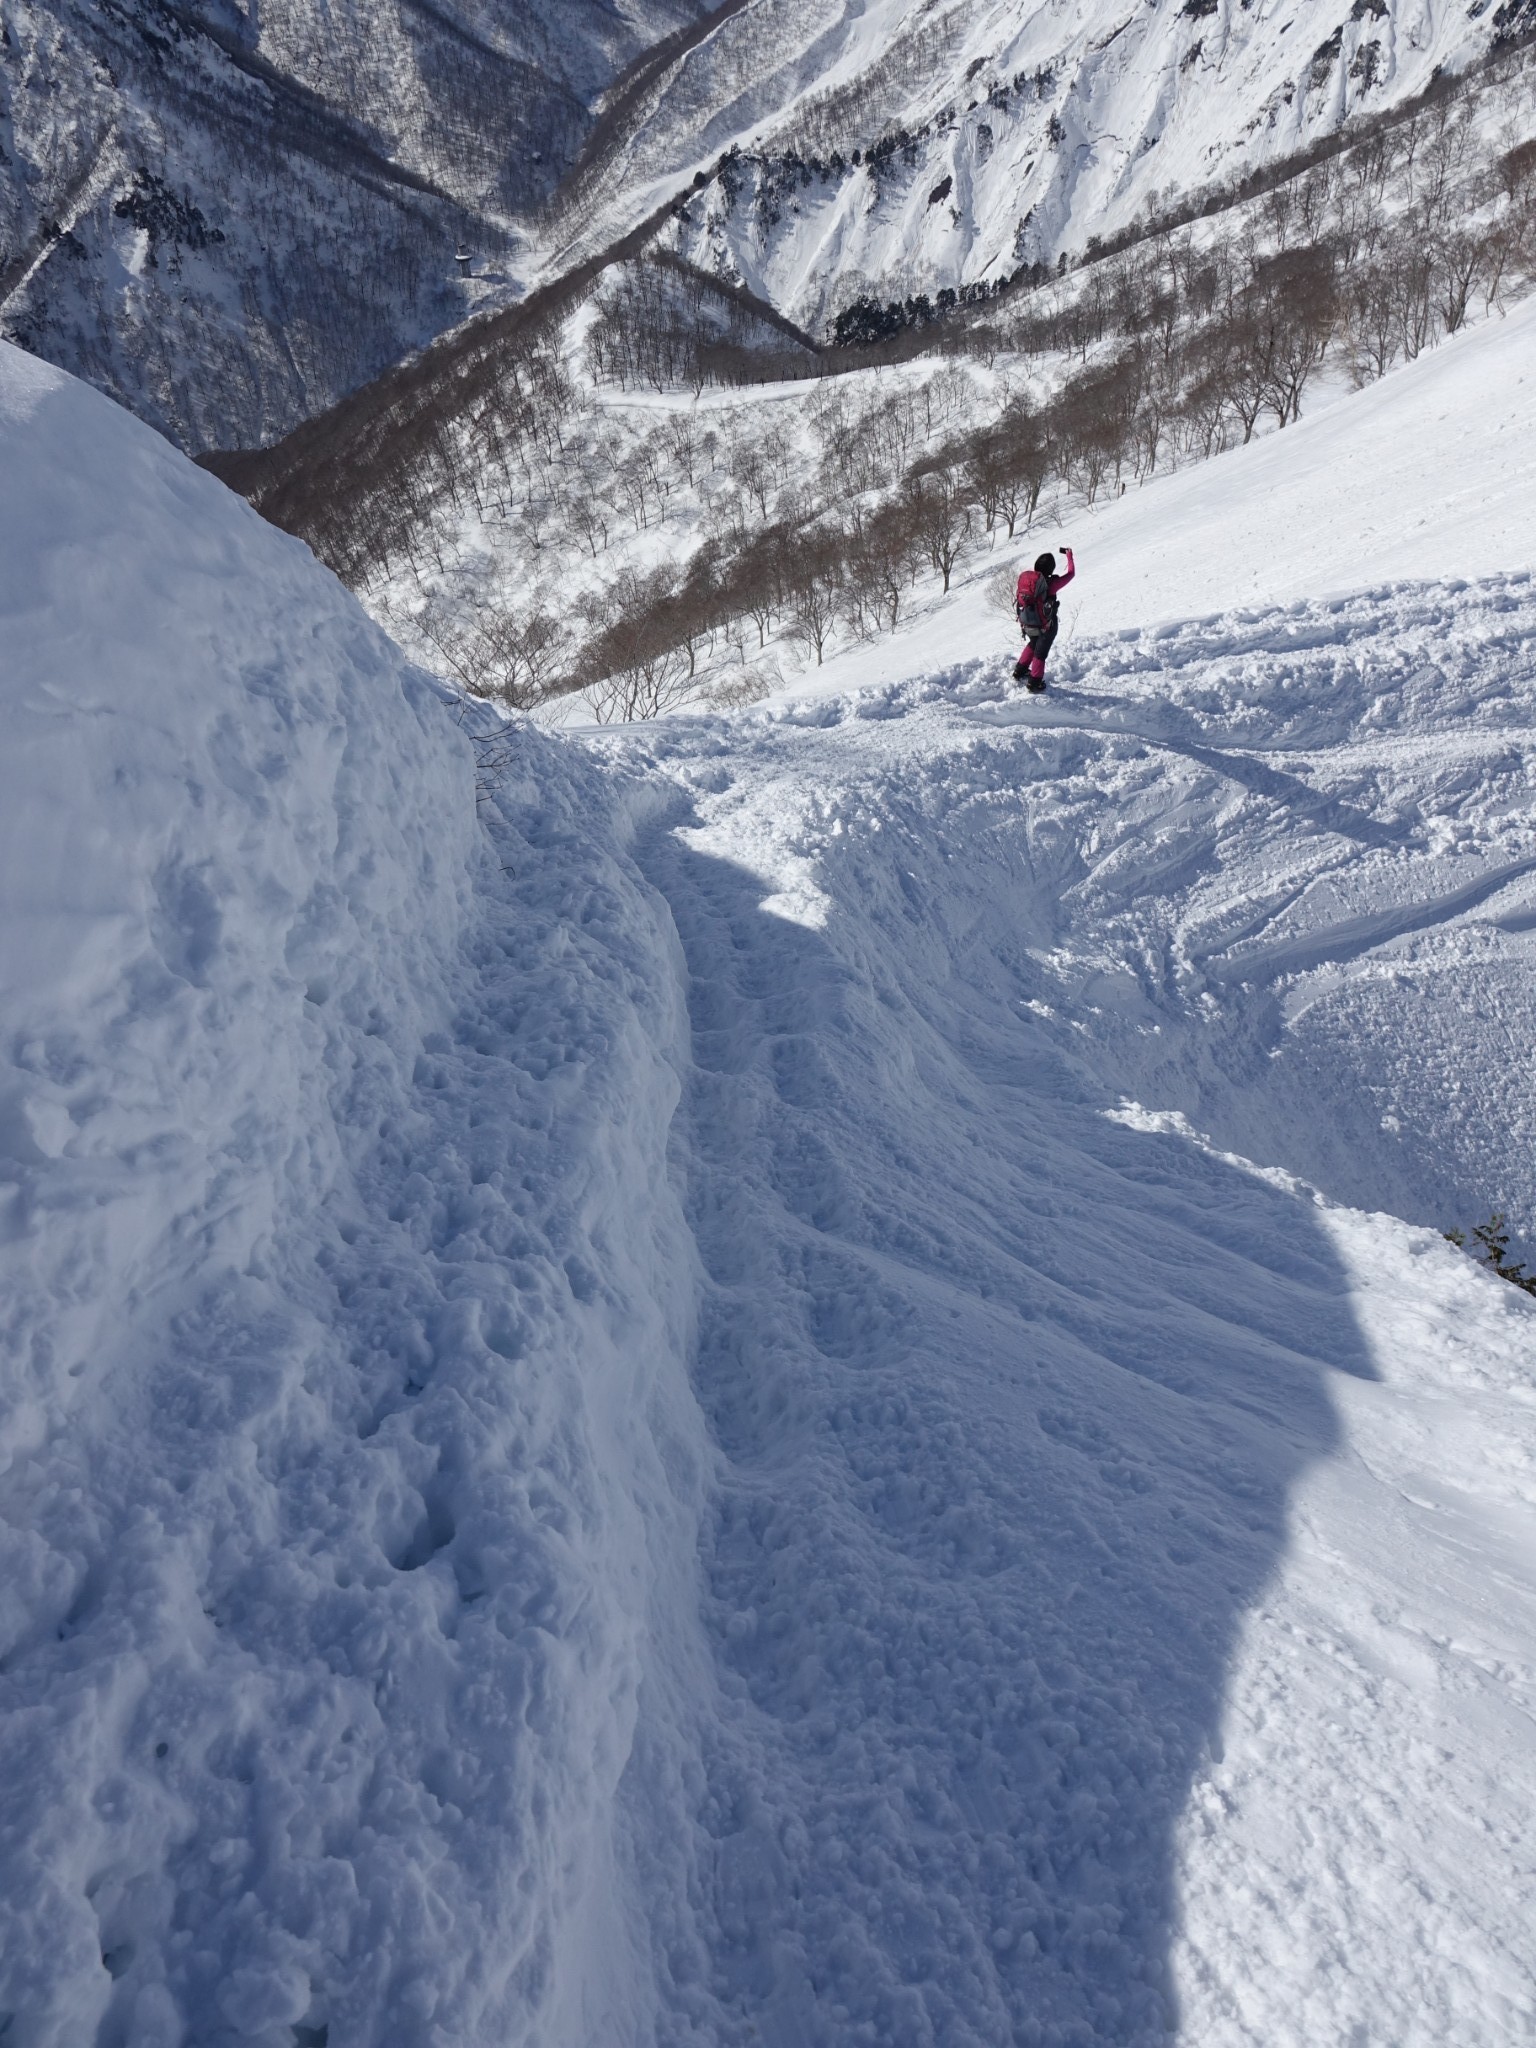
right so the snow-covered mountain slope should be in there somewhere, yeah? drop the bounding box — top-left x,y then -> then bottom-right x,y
1069,288 -> 1536,630
548,0 -> 1533,330
0,0 -> 707,448
2,285 -> 1535,2048
797,284 -> 1536,678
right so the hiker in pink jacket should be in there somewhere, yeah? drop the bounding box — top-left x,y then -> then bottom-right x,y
1013,547 -> 1074,692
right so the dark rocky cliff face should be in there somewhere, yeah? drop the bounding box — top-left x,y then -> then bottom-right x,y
0,0 -> 705,449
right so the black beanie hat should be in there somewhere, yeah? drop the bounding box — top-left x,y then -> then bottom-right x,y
1034,551 -> 1056,576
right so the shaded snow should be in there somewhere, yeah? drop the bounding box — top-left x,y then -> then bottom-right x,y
597,612 -> 1536,2040
0,344 -> 703,2045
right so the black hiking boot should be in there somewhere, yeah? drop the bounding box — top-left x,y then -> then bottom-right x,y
1026,676 -> 1047,694
1012,659 -> 1029,683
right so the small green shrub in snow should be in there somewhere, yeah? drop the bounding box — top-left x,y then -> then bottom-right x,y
1445,1213 -> 1536,1298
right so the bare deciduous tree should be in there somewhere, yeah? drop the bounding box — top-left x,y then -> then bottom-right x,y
786,562 -> 844,666
415,600 -> 571,710
905,470 -> 972,590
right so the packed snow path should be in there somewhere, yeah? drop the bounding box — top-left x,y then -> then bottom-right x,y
1,344 -> 1533,2047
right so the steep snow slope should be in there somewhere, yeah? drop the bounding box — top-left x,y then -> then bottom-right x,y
0,0 -> 707,448
549,0 -> 1530,329
2,302 -> 1535,2048
1074,297 -> 1536,633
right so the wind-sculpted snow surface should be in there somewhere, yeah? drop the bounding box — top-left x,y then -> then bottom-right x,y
1,339 -> 1533,2047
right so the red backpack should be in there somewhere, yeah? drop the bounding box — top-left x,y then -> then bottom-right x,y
1016,570 -> 1056,635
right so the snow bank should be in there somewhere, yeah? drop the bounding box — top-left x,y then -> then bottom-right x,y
0,345 -> 704,2048
0,344 -> 474,1461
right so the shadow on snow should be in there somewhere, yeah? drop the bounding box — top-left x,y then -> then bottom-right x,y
630,795 -> 1376,2048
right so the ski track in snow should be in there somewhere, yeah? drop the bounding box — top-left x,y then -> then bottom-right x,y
2,340 -> 1535,2046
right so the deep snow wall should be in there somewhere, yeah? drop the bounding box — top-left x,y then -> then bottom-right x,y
592,702 -> 1373,2046
587,634 -> 1536,2044
0,346 -> 705,2047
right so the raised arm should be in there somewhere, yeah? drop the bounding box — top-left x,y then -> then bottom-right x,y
1051,547 -> 1075,594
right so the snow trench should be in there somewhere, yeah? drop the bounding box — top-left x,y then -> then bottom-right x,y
585,564 -> 1536,2043
600,749 -> 1377,2048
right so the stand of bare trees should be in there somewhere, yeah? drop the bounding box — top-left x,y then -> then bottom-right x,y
585,254 -> 820,394
410,600 -> 571,708
555,106 -> 1534,712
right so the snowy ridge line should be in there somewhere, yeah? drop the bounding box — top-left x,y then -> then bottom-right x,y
572,0 -> 1534,336
0,129 -> 118,311
650,246 -> 824,354
549,0 -> 758,227
608,755 -> 1364,2044
153,0 -> 465,208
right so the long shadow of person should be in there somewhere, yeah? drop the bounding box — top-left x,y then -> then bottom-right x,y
619,785 -> 1377,2048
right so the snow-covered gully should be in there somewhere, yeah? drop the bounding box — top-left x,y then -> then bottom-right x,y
1,341 -> 1533,2046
